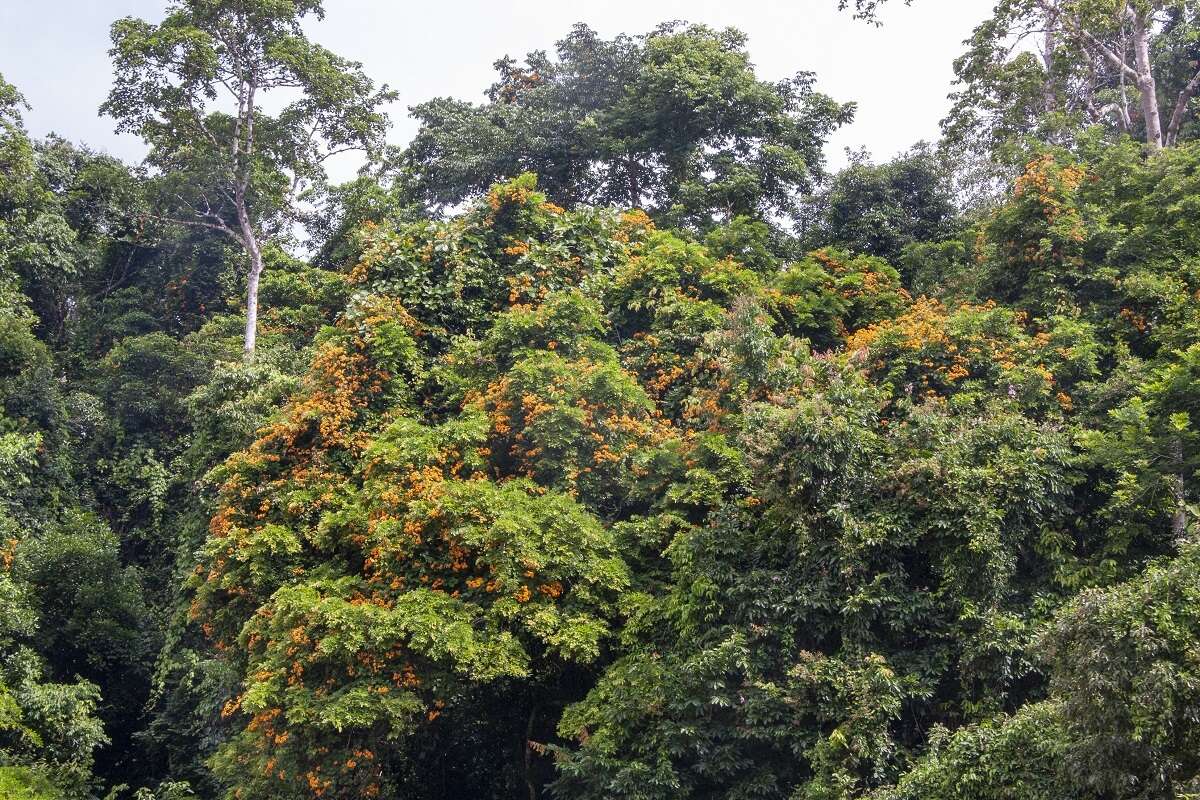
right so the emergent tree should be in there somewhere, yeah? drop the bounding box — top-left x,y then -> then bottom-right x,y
103,0 -> 394,359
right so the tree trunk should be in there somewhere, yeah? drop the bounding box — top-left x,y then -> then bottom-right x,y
243,249 -> 263,362
236,77 -> 261,363
237,202 -> 263,362
1170,435 -> 1189,545
1131,12 -> 1163,150
523,705 -> 538,800
1038,2 -> 1058,114
1166,67 -> 1200,146
626,154 -> 641,208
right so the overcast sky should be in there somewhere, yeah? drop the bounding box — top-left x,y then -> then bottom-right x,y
0,0 -> 994,181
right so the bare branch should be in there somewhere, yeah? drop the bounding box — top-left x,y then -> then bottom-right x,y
315,146 -> 359,164
1167,67 -> 1200,146
182,96 -> 223,152
149,210 -> 241,242
1062,14 -> 1140,82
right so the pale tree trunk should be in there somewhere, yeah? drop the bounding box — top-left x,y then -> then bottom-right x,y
1166,67 -> 1200,146
1130,11 -> 1163,150
237,201 -> 263,363
1067,6 -> 1162,150
236,79 -> 261,363
242,248 -> 263,362
1042,29 -> 1057,114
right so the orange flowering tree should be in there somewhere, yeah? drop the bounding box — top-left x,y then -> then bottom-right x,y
191,176 -> 692,797
846,297 -> 1100,416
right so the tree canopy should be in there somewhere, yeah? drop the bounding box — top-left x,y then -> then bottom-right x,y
398,23 -> 853,232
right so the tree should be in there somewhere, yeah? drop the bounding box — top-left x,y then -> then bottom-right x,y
0,193 -> 109,797
10,9 -> 1200,797
946,0 -> 1200,162
803,145 -> 959,268
882,545 -> 1200,798
1082,344 -> 1200,548
0,73 -> 24,129
103,0 -> 394,360
1041,544 -> 1200,797
972,139 -> 1200,350
189,178 -> 650,797
844,0 -> 1200,152
0,78 -> 83,347
555,363 -> 1078,799
873,702 -> 1080,800
400,23 -> 852,232
14,512 -> 154,786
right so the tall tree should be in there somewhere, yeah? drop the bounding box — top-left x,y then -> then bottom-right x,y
400,23 -> 852,232
946,0 -> 1200,159
103,0 -> 393,360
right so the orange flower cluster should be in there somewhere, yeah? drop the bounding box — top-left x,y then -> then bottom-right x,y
1011,154 -> 1087,246
846,297 -> 1067,409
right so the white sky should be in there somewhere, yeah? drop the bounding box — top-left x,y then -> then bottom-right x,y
0,0 -> 994,181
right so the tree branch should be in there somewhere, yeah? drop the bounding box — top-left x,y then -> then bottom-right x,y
149,210 -> 241,242
182,96 -> 223,152
1062,14 -> 1140,82
1166,66 -> 1200,146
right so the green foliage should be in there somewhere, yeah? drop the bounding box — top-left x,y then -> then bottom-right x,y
942,0 -> 1200,179
179,180 -> 681,794
838,0 -> 912,22
0,767 -> 64,800
401,23 -> 852,232
805,146 -> 959,268
7,13 -> 1200,800
102,0 -> 395,356
1043,545 -> 1200,797
103,0 -> 392,225
553,354 -> 1076,798
1081,343 -> 1200,554
0,562 -> 108,800
175,156 -> 1200,798
770,248 -> 908,349
883,544 -> 1200,799
873,702 -> 1078,800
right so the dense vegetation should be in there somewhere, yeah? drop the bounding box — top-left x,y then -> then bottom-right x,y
2,1 -> 1199,798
